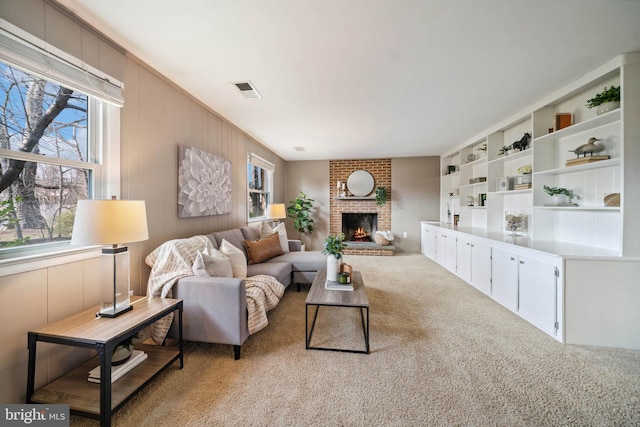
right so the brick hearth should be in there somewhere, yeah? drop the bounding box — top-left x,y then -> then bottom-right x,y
329,159 -> 393,256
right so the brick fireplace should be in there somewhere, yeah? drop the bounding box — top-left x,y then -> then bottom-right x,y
329,159 -> 393,256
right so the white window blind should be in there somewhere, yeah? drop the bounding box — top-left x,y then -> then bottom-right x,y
249,153 -> 275,172
0,20 -> 124,106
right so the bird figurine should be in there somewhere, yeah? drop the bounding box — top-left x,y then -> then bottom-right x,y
569,137 -> 604,158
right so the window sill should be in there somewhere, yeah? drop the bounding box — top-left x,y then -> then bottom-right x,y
0,244 -> 102,278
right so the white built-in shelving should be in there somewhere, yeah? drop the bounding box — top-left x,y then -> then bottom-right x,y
439,52 -> 640,258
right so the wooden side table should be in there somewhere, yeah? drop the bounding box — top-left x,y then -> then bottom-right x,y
26,296 -> 183,427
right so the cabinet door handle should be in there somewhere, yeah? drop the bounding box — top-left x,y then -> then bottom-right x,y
467,242 -> 470,246
510,257 -> 515,261
471,244 -> 475,247
520,260 -> 524,264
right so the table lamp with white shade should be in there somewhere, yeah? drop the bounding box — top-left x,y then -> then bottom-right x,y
71,198 -> 149,317
266,203 -> 286,225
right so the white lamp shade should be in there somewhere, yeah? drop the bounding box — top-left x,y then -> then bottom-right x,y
71,199 -> 149,245
266,203 -> 286,220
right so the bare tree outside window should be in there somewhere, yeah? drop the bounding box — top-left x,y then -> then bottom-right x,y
0,62 -> 90,248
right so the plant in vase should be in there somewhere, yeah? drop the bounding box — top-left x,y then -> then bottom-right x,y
586,85 -> 620,115
543,185 -> 575,204
287,191 -> 314,248
375,186 -> 387,206
322,233 -> 347,282
498,145 -> 512,156
517,165 -> 532,184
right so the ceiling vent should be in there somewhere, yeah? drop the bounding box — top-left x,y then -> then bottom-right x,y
233,81 -> 262,99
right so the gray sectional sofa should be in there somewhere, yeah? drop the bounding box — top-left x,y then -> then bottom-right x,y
168,225 -> 325,359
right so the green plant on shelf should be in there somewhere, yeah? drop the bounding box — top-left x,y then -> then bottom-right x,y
498,145 -> 512,156
517,165 -> 532,174
543,185 -> 573,197
585,86 -> 620,108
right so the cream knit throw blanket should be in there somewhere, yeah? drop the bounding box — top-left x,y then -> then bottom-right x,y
145,235 -> 284,344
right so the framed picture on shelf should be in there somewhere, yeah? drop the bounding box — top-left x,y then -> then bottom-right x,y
447,165 -> 456,174
496,177 -> 512,191
554,113 -> 573,131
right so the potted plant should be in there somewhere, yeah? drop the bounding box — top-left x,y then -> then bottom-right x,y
322,233 -> 347,282
498,145 -> 512,156
287,191 -> 314,248
586,85 -> 620,115
375,186 -> 387,206
517,165 -> 532,184
543,185 -> 574,204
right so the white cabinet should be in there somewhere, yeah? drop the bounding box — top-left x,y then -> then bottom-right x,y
421,223 -> 436,259
456,237 -> 472,282
459,237 -> 492,295
491,248 -> 519,312
419,221 -> 638,349
434,229 -> 456,272
470,241 -> 491,295
444,232 -> 457,273
518,255 -> 559,337
435,231 -> 446,265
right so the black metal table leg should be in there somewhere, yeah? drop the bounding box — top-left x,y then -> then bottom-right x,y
26,333 -> 37,403
306,304 -> 321,349
178,303 -> 184,369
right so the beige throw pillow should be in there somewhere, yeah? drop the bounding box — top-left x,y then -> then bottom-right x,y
219,239 -> 248,279
192,248 -> 233,278
244,232 -> 284,265
261,221 -> 289,253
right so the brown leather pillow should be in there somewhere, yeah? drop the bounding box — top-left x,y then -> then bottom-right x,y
243,232 -> 284,265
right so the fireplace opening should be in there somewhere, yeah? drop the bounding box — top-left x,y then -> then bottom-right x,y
342,213 -> 378,242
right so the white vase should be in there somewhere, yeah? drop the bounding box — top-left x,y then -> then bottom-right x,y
596,101 -> 620,116
522,173 -> 532,184
326,255 -> 340,282
552,194 -> 567,204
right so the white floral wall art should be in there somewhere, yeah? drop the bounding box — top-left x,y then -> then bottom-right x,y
178,144 -> 232,217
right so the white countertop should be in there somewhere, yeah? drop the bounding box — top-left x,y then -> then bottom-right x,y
421,221 -> 631,260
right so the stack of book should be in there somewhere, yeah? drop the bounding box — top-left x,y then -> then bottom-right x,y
514,183 -> 532,190
325,280 -> 353,292
88,350 -> 148,384
565,155 -> 609,167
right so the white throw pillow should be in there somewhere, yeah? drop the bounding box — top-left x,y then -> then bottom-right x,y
219,239 -> 248,279
261,221 -> 289,253
192,249 -> 233,278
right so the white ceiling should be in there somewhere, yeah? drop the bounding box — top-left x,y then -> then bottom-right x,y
56,0 -> 640,161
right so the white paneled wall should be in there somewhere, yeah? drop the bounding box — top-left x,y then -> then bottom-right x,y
0,256 -> 101,403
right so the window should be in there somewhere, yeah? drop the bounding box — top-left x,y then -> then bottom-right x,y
0,62 -> 93,251
247,153 -> 274,220
0,23 -> 122,258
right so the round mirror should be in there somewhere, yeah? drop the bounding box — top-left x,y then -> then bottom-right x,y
347,170 -> 375,196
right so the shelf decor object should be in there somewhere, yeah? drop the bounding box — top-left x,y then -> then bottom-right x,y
554,113 -> 573,131
504,211 -> 526,235
496,177 -> 512,191
71,198 -> 149,317
346,170 -> 375,197
585,85 -> 620,115
604,193 -> 621,207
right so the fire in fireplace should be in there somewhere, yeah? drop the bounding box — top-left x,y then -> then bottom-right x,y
342,213 -> 378,242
